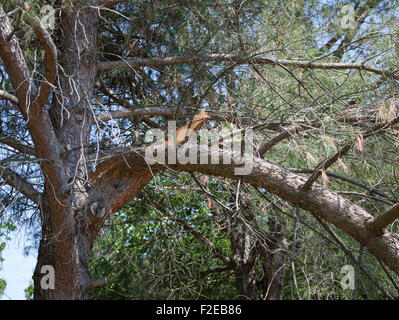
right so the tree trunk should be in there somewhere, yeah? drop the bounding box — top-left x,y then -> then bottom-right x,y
33,197 -> 92,299
230,222 -> 259,300
33,199 -> 55,300
32,2 -> 99,300
265,221 -> 289,300
234,265 -> 258,300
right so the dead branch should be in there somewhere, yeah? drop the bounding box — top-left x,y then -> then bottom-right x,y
0,89 -> 19,105
97,54 -> 399,81
0,166 -> 41,204
0,134 -> 37,156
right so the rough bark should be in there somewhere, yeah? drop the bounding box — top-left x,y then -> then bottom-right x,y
35,3 -> 99,300
226,188 -> 259,299
88,145 -> 399,278
32,197 -> 93,300
264,221 -> 289,300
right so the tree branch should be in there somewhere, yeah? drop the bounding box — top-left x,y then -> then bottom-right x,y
87,143 -> 399,277
0,5 -> 64,195
256,114 -> 376,157
368,203 -> 399,235
0,89 -> 18,105
0,166 -> 41,204
0,134 -> 37,156
0,7 -> 18,19
291,168 -> 396,203
300,115 -> 399,191
300,143 -> 352,191
95,107 -> 190,123
257,126 -> 300,158
95,81 -> 161,127
0,6 -> 35,111
95,81 -> 133,109
93,0 -> 124,8
86,277 -> 108,290
319,0 -> 383,58
97,54 -> 399,81
22,8 -> 57,109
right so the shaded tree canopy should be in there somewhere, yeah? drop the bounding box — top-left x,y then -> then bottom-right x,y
0,0 -> 398,299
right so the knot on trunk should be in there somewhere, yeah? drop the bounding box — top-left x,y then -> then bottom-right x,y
90,201 -> 107,218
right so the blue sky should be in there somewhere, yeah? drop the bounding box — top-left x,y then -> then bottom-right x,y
0,232 -> 37,300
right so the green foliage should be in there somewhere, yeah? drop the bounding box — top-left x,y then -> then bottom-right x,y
90,174 -> 237,299
0,278 -> 5,298
24,282 -> 34,300
0,222 -> 15,298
